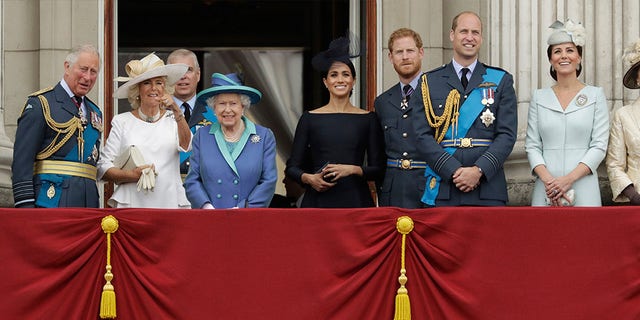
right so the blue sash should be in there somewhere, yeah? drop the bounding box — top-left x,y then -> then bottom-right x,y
421,68 -> 505,205
36,101 -> 102,207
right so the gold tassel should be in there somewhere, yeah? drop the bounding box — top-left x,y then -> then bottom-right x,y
100,215 -> 119,319
394,216 -> 414,320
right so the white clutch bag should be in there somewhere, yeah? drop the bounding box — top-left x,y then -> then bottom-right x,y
113,145 -> 146,170
113,145 -> 156,192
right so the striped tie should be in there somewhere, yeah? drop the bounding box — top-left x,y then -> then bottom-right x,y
403,85 -> 414,101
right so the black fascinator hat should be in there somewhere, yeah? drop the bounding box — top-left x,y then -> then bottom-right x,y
311,31 -> 362,73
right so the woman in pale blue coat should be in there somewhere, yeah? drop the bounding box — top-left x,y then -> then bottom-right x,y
525,20 -> 609,206
185,73 -> 276,208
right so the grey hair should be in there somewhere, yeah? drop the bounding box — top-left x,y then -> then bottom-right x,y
65,44 -> 101,71
167,49 -> 200,70
206,93 -> 252,110
127,76 -> 175,109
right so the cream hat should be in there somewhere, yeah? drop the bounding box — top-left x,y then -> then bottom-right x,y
113,53 -> 188,98
547,19 -> 586,47
623,40 -> 640,89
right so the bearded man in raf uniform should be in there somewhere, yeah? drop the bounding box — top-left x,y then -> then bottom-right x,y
11,44 -> 103,208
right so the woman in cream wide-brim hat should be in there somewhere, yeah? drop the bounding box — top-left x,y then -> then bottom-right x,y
606,40 -> 640,205
97,52 -> 193,208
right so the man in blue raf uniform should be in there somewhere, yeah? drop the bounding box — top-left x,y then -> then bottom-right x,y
411,11 -> 517,206
11,44 -> 102,208
167,49 -> 213,180
374,28 -> 427,208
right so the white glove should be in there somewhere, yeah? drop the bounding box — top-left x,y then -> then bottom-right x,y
136,166 -> 157,192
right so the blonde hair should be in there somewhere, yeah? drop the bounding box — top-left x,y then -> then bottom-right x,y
127,76 -> 174,109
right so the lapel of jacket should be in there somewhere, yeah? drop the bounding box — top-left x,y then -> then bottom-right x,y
467,63 -> 487,93
188,100 -> 209,127
444,63 -> 463,93
54,83 -> 80,116
387,83 -> 403,111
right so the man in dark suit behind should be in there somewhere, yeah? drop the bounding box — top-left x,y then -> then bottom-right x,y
167,49 -> 211,180
411,11 -> 517,206
373,28 -> 426,208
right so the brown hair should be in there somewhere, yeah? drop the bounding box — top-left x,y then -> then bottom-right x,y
546,44 -> 583,81
387,28 -> 423,52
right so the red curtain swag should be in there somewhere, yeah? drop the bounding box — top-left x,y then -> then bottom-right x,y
1,207 -> 639,319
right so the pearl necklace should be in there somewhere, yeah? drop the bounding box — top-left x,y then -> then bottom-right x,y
222,129 -> 242,142
138,108 -> 161,123
222,123 -> 244,142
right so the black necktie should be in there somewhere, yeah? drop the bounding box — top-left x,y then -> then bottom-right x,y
461,68 -> 470,90
182,102 -> 191,122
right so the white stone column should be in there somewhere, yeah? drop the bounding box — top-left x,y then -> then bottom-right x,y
0,0 -> 15,206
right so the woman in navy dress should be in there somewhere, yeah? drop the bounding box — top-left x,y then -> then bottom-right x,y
285,35 -> 385,208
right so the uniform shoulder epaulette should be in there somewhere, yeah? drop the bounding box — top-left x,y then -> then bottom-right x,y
28,87 -> 54,97
482,63 -> 508,73
426,64 -> 447,74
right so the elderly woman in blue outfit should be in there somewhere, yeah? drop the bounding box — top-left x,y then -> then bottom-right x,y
184,73 -> 277,208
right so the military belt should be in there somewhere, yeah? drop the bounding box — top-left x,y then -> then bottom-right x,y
387,159 -> 427,170
34,160 -> 97,181
439,138 -> 493,148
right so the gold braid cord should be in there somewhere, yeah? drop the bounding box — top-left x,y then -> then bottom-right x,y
100,215 -> 119,319
394,216 -> 415,320
35,95 -> 84,160
420,74 -> 460,143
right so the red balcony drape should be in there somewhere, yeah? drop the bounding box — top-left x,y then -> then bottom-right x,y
1,207 -> 639,319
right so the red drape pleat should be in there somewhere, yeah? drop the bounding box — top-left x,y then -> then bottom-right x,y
1,207 -> 639,320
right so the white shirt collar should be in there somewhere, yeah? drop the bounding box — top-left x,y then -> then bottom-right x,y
60,79 -> 75,98
60,79 -> 85,110
452,59 -> 478,80
403,73 -> 422,92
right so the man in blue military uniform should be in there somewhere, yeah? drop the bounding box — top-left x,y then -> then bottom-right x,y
411,11 -> 517,206
167,49 -> 212,180
12,44 -> 103,208
374,28 -> 427,208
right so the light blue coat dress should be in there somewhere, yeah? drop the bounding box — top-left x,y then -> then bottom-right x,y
525,85 -> 610,206
185,117 -> 277,208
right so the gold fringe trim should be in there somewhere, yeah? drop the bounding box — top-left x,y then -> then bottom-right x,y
394,216 -> 414,320
420,74 -> 460,143
100,215 -> 119,319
